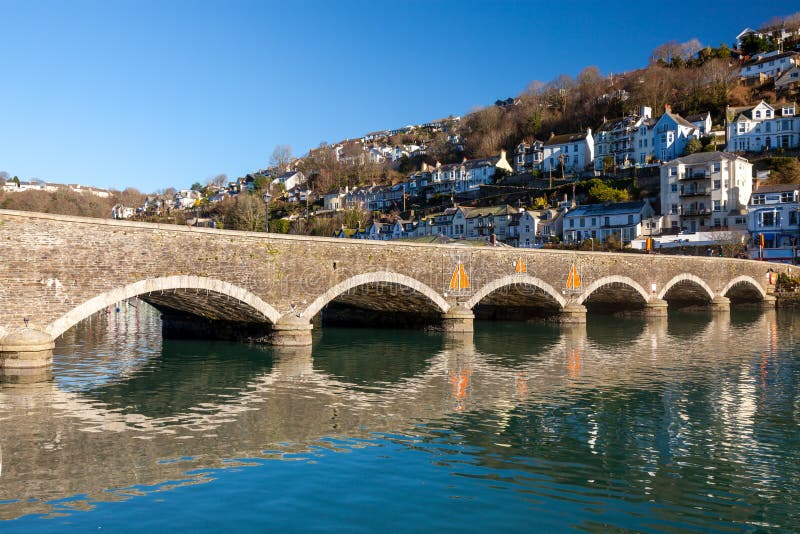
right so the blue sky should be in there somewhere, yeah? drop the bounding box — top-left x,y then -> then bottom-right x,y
1,0 -> 798,192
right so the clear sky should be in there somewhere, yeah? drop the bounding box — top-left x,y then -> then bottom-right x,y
1,0 -> 798,193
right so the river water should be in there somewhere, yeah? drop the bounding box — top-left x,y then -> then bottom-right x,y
1,304 -> 799,532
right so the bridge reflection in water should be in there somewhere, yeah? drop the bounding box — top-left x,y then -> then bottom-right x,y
0,304 -> 798,528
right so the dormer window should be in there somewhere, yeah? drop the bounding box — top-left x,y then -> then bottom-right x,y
766,110 -> 772,118
755,110 -> 762,118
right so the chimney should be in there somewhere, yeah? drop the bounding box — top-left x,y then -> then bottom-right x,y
664,104 -> 672,113
500,149 -> 507,160
436,161 -> 441,168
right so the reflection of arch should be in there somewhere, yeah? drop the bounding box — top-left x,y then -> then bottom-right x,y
47,276 -> 282,339
658,273 -> 715,301
303,271 -> 450,319
721,275 -> 766,299
465,274 -> 566,310
577,276 -> 650,305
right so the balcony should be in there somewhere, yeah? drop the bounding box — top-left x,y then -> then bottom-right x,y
681,208 -> 712,217
679,188 -> 711,197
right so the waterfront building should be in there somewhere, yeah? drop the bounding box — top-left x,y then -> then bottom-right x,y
562,200 -> 655,244
660,152 -> 753,234
747,183 -> 800,263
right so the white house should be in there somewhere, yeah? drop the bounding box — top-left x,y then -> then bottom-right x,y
111,204 -> 135,219
776,65 -> 800,93
726,101 -> 800,152
427,151 -> 512,197
747,183 -> 800,263
594,107 -> 652,171
686,112 -> 712,136
660,152 -> 753,234
272,170 -> 305,191
740,51 -> 799,81
543,129 -> 594,174
323,187 -> 348,211
736,27 -> 765,49
563,201 -> 655,244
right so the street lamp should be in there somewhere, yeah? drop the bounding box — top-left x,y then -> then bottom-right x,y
263,191 -> 272,233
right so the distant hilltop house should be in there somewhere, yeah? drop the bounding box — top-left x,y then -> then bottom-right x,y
271,170 -> 305,191
2,179 -> 110,198
740,51 -> 800,84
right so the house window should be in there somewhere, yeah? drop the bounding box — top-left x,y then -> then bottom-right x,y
604,216 -> 610,226
713,200 -> 721,211
762,211 -> 777,226
791,211 -> 798,225
756,110 -> 762,118
580,218 -> 585,228
671,184 -> 678,192
573,144 -> 578,152
714,180 -> 721,189
671,204 -> 678,214
569,219 -> 574,228
627,214 -> 634,224
591,217 -> 596,226
713,163 -> 720,172
669,167 -> 677,176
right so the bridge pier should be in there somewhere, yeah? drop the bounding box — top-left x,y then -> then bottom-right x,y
710,296 -> 731,312
269,316 -> 313,347
644,298 -> 669,317
558,304 -> 587,324
0,329 -> 54,384
760,295 -> 777,308
441,305 -> 474,334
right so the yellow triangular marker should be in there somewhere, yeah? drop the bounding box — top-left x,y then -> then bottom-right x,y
515,257 -> 527,273
450,261 -> 470,290
566,263 -> 581,290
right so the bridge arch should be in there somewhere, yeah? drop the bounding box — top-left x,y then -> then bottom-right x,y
465,274 -> 567,310
577,275 -> 650,307
658,274 -> 715,302
47,276 -> 282,339
302,271 -> 450,319
721,275 -> 767,301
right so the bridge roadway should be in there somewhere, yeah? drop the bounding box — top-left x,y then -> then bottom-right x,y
0,310 -> 783,520
0,209 -> 792,382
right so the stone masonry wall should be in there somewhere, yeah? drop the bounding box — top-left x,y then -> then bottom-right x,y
0,210 -> 791,338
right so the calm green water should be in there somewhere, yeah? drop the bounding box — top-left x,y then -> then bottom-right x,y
1,305 -> 799,532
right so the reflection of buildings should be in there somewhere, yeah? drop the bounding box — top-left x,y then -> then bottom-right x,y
0,309 -> 794,521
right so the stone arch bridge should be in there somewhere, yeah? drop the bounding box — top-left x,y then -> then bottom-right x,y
0,210 -> 790,382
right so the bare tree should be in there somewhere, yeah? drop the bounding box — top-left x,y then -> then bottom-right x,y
270,145 -> 293,173
208,173 -> 227,188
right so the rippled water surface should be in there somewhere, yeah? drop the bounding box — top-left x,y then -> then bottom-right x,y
1,305 -> 799,532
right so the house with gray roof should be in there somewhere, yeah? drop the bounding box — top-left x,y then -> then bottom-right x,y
543,128 -> 594,174
725,100 -> 799,152
563,200 -> 655,245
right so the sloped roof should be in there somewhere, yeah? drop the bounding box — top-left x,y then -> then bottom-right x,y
464,205 -> 519,219
545,131 -> 589,146
566,200 -> 648,217
666,151 -> 742,165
